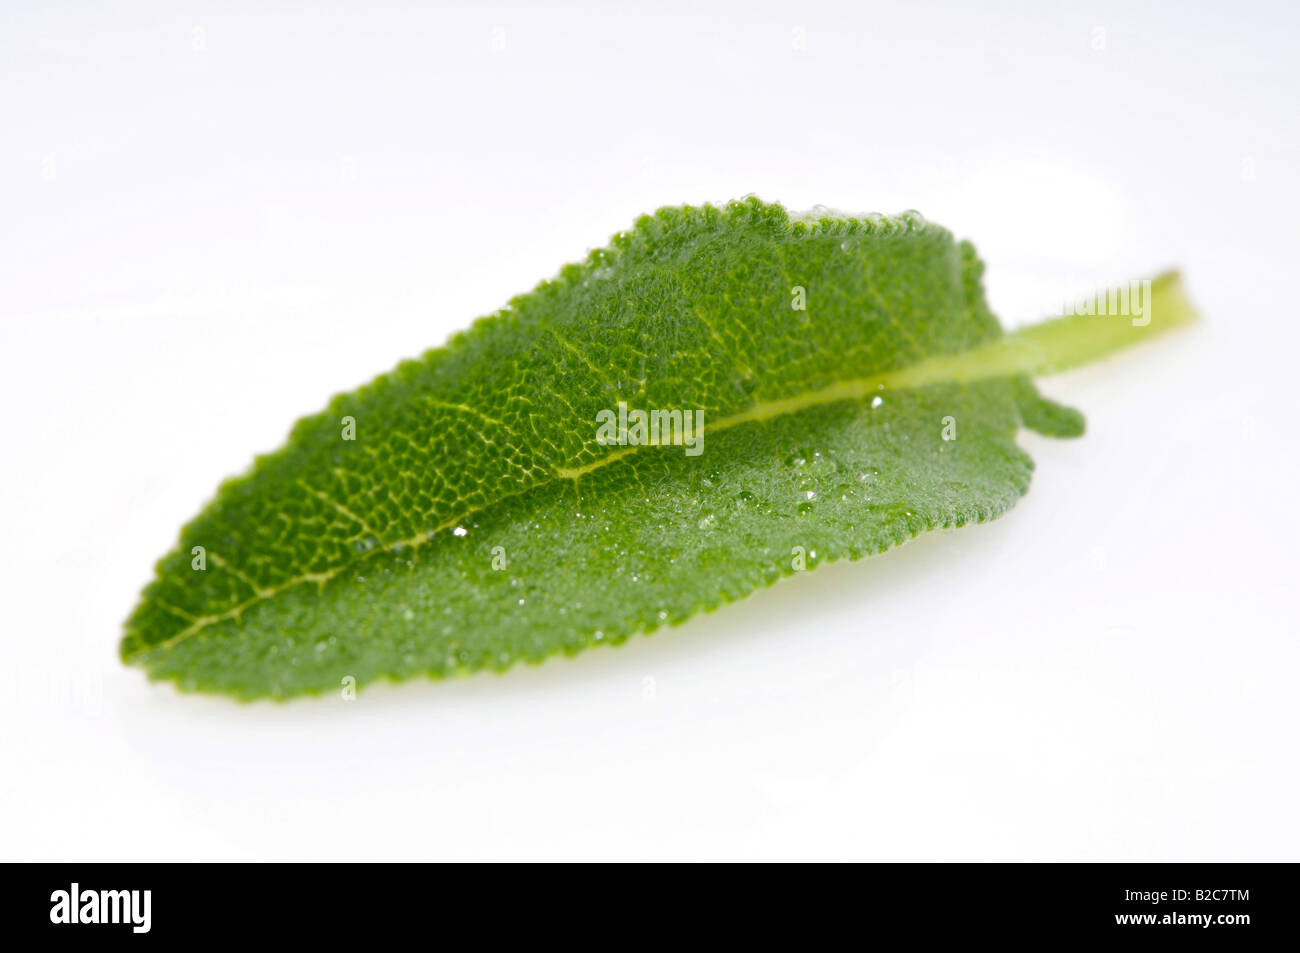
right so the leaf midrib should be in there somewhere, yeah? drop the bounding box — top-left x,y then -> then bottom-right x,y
138,274 -> 1192,656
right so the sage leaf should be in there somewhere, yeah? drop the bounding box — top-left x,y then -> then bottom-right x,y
121,199 -> 1197,699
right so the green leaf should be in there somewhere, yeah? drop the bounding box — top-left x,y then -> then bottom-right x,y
121,198 -> 1197,699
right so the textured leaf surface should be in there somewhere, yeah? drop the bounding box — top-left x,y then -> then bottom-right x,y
121,199 -> 1196,699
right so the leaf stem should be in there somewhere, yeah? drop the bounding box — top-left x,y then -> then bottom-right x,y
897,270 -> 1199,386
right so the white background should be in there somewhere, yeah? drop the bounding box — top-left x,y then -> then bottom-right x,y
2,1 -> 1297,861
